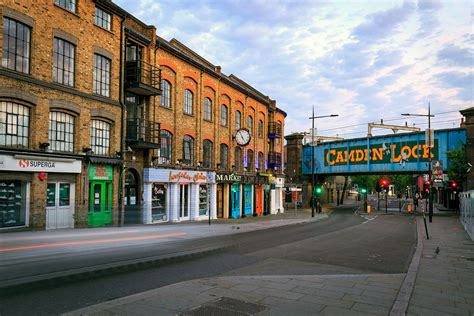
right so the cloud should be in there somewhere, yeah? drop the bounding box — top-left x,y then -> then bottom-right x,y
436,71 -> 473,101
437,44 -> 473,67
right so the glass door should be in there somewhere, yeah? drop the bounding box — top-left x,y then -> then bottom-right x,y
46,182 -> 74,229
179,184 -> 189,220
88,181 -> 112,227
243,184 -> 252,216
231,184 -> 240,219
255,185 -> 263,216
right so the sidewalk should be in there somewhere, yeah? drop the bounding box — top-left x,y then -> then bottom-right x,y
64,213 -> 474,315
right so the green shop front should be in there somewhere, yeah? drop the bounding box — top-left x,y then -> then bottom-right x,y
88,165 -> 114,227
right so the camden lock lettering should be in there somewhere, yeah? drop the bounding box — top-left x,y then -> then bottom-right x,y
324,140 -> 438,167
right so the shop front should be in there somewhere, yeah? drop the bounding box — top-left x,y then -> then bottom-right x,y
216,173 -> 242,219
270,175 -> 285,214
0,153 -> 81,230
88,165 -> 113,227
143,168 -> 216,223
254,174 -> 268,216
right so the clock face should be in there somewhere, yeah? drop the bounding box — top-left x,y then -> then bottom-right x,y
236,128 -> 251,146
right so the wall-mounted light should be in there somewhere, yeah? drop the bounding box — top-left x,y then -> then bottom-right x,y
82,147 -> 92,155
39,142 -> 50,151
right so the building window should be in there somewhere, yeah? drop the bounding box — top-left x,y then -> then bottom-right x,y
160,80 -> 171,108
55,0 -> 76,13
93,54 -> 111,97
95,7 -> 111,31
236,111 -> 241,130
0,180 -> 27,228
203,139 -> 213,168
151,183 -> 167,221
2,18 -> 31,74
159,130 -> 172,164
247,149 -> 254,171
0,101 -> 29,147
90,120 -> 110,155
234,147 -> 242,172
182,135 -> 194,165
220,144 -> 228,170
258,151 -> 264,170
53,38 -> 75,87
247,116 -> 253,135
49,111 -> 75,152
204,97 -> 212,121
184,89 -> 193,115
221,105 -> 228,127
258,120 -> 263,138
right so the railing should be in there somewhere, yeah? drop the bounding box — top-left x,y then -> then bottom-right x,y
268,151 -> 282,168
460,190 -> 474,241
126,118 -> 160,146
125,60 -> 161,90
268,122 -> 282,138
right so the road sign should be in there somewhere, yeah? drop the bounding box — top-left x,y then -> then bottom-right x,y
425,128 -> 434,148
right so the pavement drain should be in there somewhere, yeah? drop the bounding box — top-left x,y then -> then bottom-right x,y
181,297 -> 267,316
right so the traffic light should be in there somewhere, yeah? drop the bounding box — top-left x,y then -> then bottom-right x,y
315,185 -> 322,196
360,188 -> 367,194
379,178 -> 390,191
451,181 -> 457,189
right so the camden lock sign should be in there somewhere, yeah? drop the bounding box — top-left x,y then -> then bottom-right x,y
324,140 -> 438,166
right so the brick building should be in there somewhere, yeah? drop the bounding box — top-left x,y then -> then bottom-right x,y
0,0 -> 285,230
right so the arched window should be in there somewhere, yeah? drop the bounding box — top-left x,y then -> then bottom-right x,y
247,149 -> 254,171
184,89 -> 193,115
235,110 -> 241,130
258,151 -> 264,170
0,101 -> 30,147
258,120 -> 263,138
247,116 -> 253,134
2,18 -> 31,74
203,139 -> 213,168
220,143 -> 228,170
234,147 -> 242,172
160,79 -> 171,108
221,105 -> 228,126
49,111 -> 75,152
204,97 -> 212,121
160,130 -> 172,164
182,135 -> 194,165
90,120 -> 111,155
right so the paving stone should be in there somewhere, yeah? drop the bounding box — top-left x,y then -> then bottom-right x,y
360,289 -> 397,300
230,284 -> 260,292
323,279 -> 357,288
408,304 -> 456,316
108,303 -> 175,316
411,293 -> 456,307
256,280 -> 298,291
287,279 -> 325,289
366,281 -> 401,290
300,294 -> 354,309
255,287 -> 304,300
259,296 -> 325,313
342,294 -> 394,308
351,302 -> 390,315
354,284 -> 399,295
320,306 -> 368,316
322,284 -> 364,295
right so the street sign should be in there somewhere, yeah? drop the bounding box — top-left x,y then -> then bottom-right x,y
432,160 -> 443,181
425,128 -> 434,148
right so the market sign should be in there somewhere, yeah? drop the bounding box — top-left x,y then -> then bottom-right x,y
89,165 -> 113,181
215,173 -> 242,183
0,155 -> 82,173
324,140 -> 438,167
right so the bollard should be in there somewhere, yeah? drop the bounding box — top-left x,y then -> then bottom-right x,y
407,204 -> 412,214
367,205 -> 371,214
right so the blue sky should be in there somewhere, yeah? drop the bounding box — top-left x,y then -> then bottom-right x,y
115,0 -> 472,138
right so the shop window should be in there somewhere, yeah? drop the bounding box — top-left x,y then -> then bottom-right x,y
47,183 -> 56,207
0,180 -> 27,228
235,110 -> 241,130
55,0 -> 77,13
53,37 -> 75,87
152,184 -> 167,221
199,185 -> 209,216
184,89 -> 193,115
59,183 -> 70,206
221,105 -> 228,126
160,80 -> 171,108
203,139 -> 213,168
220,143 -> 228,170
90,119 -> 111,155
182,135 -> 194,166
95,7 -> 111,31
204,97 -> 212,121
0,101 -> 29,148
159,130 -> 172,164
49,111 -> 75,152
93,54 -> 111,97
2,17 -> 31,74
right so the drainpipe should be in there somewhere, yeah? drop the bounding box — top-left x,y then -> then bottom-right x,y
118,15 -> 126,226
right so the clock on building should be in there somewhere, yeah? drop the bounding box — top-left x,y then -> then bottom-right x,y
235,128 -> 251,146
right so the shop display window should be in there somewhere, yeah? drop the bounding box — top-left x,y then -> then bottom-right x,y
199,185 -> 209,216
0,180 -> 27,227
152,184 -> 167,221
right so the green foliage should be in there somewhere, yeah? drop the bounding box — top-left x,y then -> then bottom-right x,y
351,174 -> 415,192
447,145 -> 467,183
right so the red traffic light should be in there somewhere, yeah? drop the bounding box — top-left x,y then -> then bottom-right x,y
426,180 -> 432,185
451,181 -> 457,188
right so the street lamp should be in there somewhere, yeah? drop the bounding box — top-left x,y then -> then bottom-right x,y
309,106 -> 338,217
402,103 -> 435,222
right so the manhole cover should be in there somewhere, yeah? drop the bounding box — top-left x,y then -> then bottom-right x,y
182,297 -> 267,316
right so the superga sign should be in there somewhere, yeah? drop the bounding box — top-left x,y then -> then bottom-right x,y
0,155 -> 82,173
324,140 -> 438,166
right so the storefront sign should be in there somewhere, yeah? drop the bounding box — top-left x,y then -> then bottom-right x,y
432,160 -> 443,181
89,165 -> 113,181
0,155 -> 82,173
144,168 -> 215,184
216,173 -> 242,183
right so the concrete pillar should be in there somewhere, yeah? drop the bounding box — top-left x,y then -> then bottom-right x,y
170,183 -> 179,222
210,184 -> 217,219
460,108 -> 474,190
191,184 -> 199,221
143,183 -> 151,224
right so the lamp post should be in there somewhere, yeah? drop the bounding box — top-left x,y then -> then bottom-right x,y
402,103 -> 435,222
309,106 -> 338,217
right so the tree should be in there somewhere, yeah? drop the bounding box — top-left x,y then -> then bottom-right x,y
447,144 -> 467,185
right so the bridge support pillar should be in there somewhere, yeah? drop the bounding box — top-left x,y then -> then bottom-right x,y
460,108 -> 474,190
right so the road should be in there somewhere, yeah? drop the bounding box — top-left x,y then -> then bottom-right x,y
0,204 -> 417,315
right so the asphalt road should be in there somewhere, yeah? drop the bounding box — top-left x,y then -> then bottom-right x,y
0,204 -> 417,316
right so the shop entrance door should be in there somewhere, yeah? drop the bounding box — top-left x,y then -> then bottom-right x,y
46,182 -> 75,229
179,184 -> 189,220
217,185 -> 224,218
88,181 -> 112,227
124,169 -> 140,224
255,185 -> 263,216
231,184 -> 240,219
263,188 -> 270,215
243,184 -> 252,216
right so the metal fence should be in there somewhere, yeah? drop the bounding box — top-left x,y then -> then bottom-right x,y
460,190 -> 474,241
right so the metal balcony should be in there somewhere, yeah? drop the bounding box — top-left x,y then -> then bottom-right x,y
126,119 -> 160,149
124,60 -> 161,96
268,151 -> 282,168
268,122 -> 282,138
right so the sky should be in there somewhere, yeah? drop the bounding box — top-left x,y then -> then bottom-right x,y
115,0 -> 472,139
